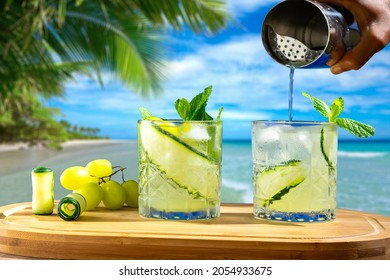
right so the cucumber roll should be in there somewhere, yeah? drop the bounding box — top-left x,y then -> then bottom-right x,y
58,193 -> 86,221
32,166 -> 54,215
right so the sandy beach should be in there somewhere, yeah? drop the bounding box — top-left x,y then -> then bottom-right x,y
0,139 -> 138,206
0,139 -> 122,152
0,139 -> 133,174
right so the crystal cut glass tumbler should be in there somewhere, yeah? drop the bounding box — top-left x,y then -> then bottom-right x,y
252,121 -> 338,222
138,119 -> 222,220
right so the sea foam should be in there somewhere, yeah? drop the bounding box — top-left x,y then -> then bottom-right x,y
338,151 -> 387,158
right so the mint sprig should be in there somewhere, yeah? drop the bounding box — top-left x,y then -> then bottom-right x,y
302,92 -> 375,138
139,85 -> 223,121
175,85 -> 223,121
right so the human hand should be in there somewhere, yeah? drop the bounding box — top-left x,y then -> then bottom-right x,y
316,0 -> 390,74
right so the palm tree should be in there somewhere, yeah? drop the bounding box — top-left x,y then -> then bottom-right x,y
0,0 -> 230,145
1,0 -> 230,97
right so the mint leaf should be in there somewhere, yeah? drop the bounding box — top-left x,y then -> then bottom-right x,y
336,118 -> 375,138
175,98 -> 190,120
141,85 -> 222,121
329,97 -> 344,122
174,85 -> 222,121
188,85 -> 212,120
302,92 -> 330,119
302,92 -> 375,138
139,107 -> 153,120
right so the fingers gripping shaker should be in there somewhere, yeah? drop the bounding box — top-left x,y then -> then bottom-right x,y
262,0 -> 360,68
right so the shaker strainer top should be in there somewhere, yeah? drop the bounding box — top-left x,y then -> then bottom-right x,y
267,26 -> 323,67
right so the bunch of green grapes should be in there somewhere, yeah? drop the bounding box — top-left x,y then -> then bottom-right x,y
60,159 -> 138,210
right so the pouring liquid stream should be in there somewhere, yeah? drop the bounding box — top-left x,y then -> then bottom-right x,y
288,67 -> 295,122
267,28 -> 321,122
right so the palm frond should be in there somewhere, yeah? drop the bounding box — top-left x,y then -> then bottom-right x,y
1,0 -> 230,99
47,5 -> 166,97
130,0 -> 230,34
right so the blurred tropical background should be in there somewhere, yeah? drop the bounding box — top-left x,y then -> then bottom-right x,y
0,0 -> 230,147
1,0 -> 389,216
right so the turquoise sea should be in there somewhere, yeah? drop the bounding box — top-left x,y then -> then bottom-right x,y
222,140 -> 390,217
1,140 -> 389,217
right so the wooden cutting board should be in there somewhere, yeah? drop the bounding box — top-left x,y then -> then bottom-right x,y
1,202 -> 389,260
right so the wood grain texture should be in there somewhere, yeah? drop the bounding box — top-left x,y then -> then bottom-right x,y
1,202 -> 389,260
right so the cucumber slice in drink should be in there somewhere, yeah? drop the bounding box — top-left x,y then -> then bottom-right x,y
139,122 -> 220,200
320,125 -> 338,169
255,160 -> 306,206
150,121 -> 221,163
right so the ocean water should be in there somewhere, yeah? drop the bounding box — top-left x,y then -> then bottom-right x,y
1,140 -> 389,217
222,140 -> 390,217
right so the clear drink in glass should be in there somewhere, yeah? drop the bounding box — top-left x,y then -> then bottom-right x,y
252,121 -> 338,222
138,119 -> 222,220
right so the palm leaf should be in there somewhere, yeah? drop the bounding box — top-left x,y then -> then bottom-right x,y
1,0 -> 230,98
132,0 -> 230,34
46,5 -> 165,97
1,0 -> 230,146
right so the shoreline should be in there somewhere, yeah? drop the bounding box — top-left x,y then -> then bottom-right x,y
0,139 -> 139,207
0,139 -> 137,177
2,138 -> 389,153
0,139 -> 133,153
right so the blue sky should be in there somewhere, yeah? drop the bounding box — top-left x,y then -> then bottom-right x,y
49,0 -> 390,140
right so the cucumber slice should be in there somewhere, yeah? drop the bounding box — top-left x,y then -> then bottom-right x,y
31,167 -> 54,215
152,123 -> 213,161
255,160 -> 306,206
139,122 -> 220,199
320,125 -> 338,169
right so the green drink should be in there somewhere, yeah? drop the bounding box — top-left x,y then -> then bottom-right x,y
138,119 -> 222,220
252,121 -> 338,222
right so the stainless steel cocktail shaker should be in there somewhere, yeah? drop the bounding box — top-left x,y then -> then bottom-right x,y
262,0 -> 360,68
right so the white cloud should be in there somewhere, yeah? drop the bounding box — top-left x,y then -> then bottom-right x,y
198,35 -> 265,65
167,58 -> 205,78
73,34 -> 389,119
58,15 -> 390,139
164,35 -> 390,132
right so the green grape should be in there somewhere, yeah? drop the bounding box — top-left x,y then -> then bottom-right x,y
101,180 -> 126,210
122,180 -> 139,208
85,159 -> 113,183
73,182 -> 103,211
60,166 -> 91,190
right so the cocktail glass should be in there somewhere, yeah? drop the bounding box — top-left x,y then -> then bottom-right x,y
252,121 -> 338,222
138,119 -> 222,220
